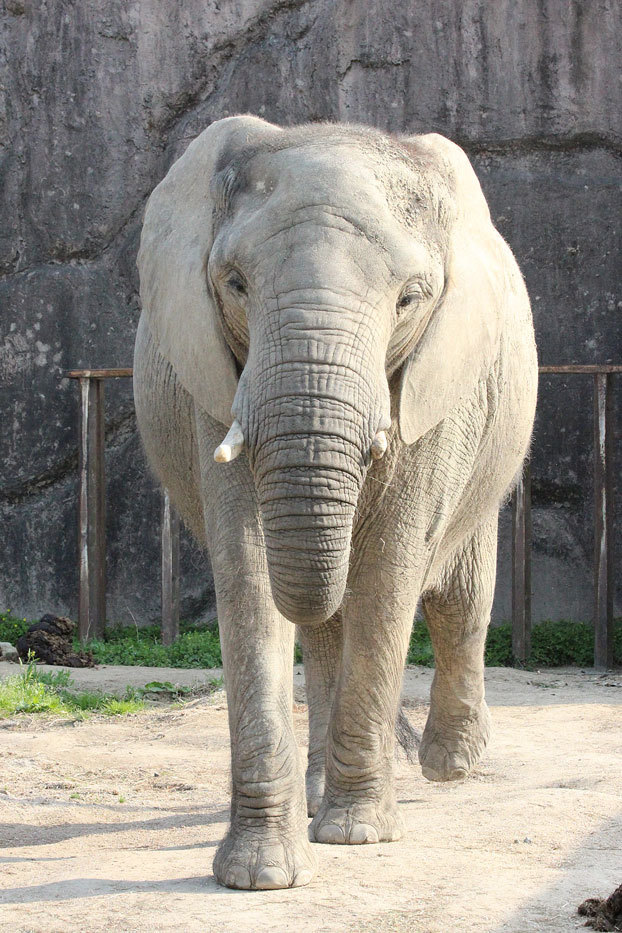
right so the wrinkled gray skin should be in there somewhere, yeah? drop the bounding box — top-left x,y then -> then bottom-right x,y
134,117 -> 538,891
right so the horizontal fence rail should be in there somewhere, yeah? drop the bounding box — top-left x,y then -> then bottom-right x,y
66,365 -> 619,667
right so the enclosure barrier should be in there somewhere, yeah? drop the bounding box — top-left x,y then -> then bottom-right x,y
67,365 -> 619,667
66,369 -> 180,646
512,365 -> 620,670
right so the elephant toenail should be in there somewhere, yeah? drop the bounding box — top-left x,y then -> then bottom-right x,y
224,866 -> 251,889
349,823 -> 379,844
293,868 -> 314,886
255,866 -> 289,889
315,822 -> 346,844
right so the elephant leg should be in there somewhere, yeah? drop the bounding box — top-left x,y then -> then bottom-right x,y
309,554 -> 419,845
419,517 -> 497,782
298,612 -> 343,816
195,411 -> 315,890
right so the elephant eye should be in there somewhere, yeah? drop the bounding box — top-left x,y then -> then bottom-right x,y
397,282 -> 424,312
225,271 -> 248,297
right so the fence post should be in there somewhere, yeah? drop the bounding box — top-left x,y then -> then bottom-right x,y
77,376 -> 106,641
593,373 -> 614,669
161,488 -> 180,645
512,461 -> 532,663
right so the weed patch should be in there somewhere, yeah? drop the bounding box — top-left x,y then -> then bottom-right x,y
0,612 -> 30,645
86,623 -> 224,668
0,655 -> 144,718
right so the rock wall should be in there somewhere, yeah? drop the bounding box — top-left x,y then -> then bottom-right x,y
1,0 -> 620,625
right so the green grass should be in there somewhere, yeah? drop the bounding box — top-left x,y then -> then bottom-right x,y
2,611 -> 621,671
0,654 -> 145,718
75,617 -> 622,670
86,622 -> 224,668
406,618 -> 622,668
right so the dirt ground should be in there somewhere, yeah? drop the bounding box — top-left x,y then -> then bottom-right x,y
0,662 -> 620,933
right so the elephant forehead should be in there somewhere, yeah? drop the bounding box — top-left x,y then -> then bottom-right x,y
229,146 -> 420,241
255,145 -> 388,203
218,148 -> 439,281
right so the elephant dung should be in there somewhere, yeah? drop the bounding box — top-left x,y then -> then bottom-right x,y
16,614 -> 95,668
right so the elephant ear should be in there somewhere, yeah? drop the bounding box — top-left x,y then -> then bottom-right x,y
137,115 -> 281,426
397,133 -> 507,444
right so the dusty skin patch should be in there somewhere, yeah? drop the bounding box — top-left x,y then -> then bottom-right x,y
0,664 -> 620,932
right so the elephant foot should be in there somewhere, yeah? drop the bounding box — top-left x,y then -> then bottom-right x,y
214,822 -> 316,890
419,700 -> 491,782
309,798 -> 403,845
305,770 -> 325,817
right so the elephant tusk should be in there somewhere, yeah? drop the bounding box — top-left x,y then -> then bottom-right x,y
214,420 -> 245,463
370,431 -> 388,460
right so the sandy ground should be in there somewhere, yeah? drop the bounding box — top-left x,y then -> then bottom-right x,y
0,661 -> 621,933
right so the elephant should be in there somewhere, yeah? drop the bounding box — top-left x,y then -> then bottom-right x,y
133,115 -> 538,891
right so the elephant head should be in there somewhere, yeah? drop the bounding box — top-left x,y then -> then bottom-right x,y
138,116 -> 504,625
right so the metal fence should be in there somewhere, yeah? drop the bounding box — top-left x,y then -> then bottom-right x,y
67,365 -> 619,668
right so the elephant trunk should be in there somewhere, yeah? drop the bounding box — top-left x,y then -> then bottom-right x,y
255,434 -> 363,625
240,353 -> 383,625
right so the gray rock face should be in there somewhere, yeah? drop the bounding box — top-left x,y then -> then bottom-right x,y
1,0 -> 620,625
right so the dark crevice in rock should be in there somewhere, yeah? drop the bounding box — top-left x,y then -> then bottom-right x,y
531,478 -> 583,508
339,57 -> 410,79
147,0 -> 315,138
0,203 -> 146,280
0,450 -> 79,506
102,408 -> 139,454
0,409 -> 138,506
461,131 -> 622,157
